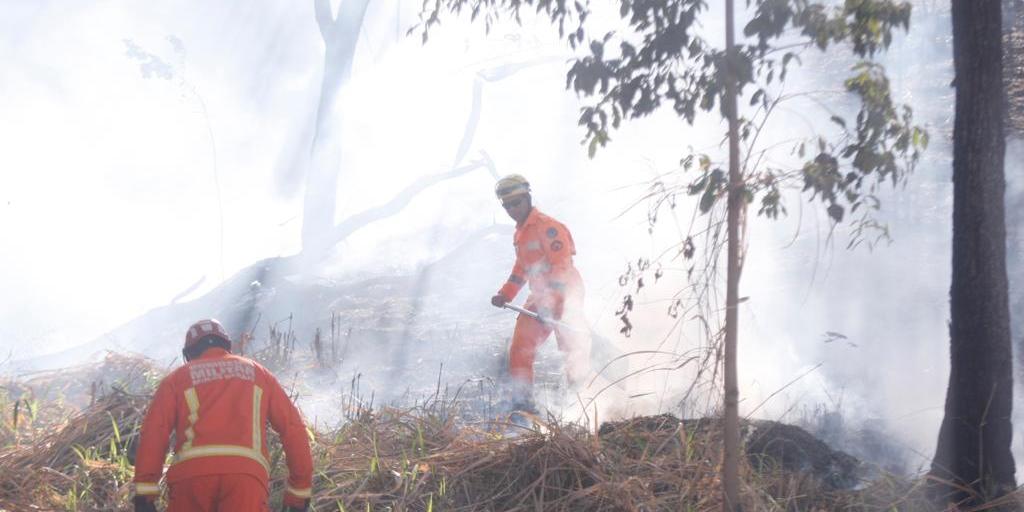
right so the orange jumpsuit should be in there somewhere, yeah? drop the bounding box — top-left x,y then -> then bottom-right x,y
133,348 -> 313,511
497,207 -> 592,389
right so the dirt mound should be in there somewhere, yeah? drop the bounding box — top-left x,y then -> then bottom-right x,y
745,420 -> 861,490
599,415 -> 861,491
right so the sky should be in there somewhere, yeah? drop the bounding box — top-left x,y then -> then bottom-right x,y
1,0 -> 1018,473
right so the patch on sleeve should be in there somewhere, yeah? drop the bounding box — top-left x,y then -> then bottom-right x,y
550,240 -> 564,251
546,227 -> 558,238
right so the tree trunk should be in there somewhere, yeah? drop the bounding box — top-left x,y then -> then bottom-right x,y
931,0 -> 1016,505
302,0 -> 372,254
1004,0 -> 1024,135
722,0 -> 742,510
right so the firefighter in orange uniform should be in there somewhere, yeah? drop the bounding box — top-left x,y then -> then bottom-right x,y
132,319 -> 313,512
490,174 -> 592,412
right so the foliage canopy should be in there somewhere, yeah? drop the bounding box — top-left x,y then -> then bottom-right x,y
416,0 -> 926,232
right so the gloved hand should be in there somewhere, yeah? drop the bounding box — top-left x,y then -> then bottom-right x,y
490,294 -> 508,308
282,499 -> 310,512
133,496 -> 158,512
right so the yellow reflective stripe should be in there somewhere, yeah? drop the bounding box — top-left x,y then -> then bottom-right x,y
286,484 -> 312,498
252,385 -> 263,452
183,387 -> 200,451
134,482 -> 160,495
173,444 -> 270,474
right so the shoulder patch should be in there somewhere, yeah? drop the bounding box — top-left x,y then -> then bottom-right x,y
546,227 -> 558,238
550,240 -> 564,251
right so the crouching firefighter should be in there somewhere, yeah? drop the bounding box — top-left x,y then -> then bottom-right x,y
132,319 -> 313,512
490,174 -> 592,412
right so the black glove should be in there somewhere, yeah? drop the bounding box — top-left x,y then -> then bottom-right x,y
491,294 -> 508,308
134,496 -> 158,512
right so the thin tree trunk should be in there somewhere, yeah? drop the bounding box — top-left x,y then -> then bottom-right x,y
722,0 -> 742,509
931,0 -> 1016,505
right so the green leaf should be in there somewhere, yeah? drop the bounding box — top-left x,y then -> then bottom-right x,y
750,89 -> 765,107
827,203 -> 844,222
681,154 -> 694,171
697,168 -> 726,213
699,154 -> 711,171
741,186 -> 754,204
687,174 -> 708,195
699,187 -> 717,213
912,127 -> 928,148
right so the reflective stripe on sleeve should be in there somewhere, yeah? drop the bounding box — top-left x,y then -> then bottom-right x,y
507,274 -> 526,285
134,482 -> 160,496
287,485 -> 313,498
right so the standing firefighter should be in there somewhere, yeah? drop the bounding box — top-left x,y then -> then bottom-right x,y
490,174 -> 592,412
132,319 -> 313,512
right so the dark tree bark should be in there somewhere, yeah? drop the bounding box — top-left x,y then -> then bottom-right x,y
931,0 -> 1016,505
1005,0 -> 1024,135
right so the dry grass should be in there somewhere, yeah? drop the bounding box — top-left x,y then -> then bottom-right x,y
0,353 -> 156,511
1,354 -> 1022,511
